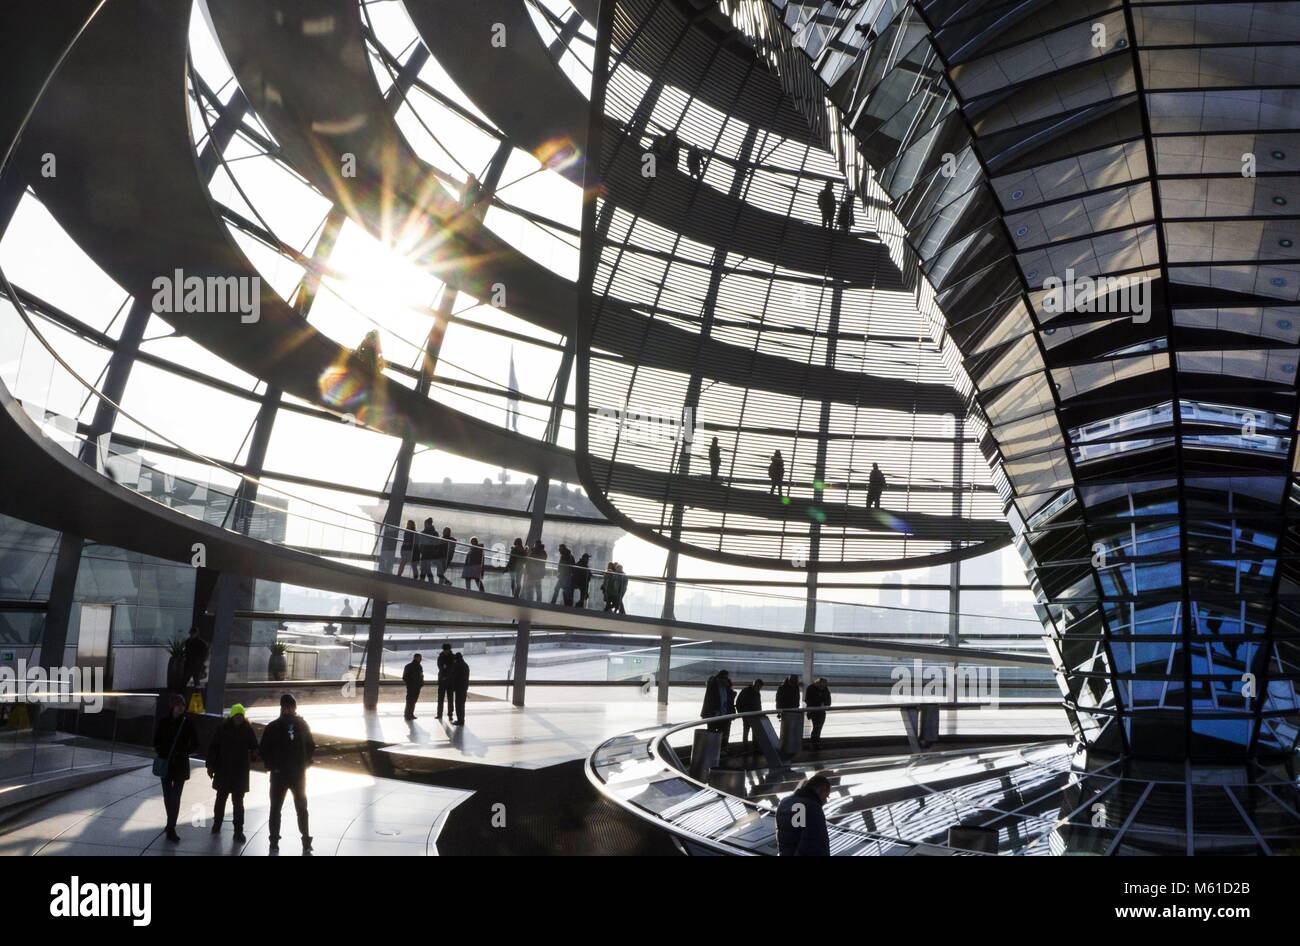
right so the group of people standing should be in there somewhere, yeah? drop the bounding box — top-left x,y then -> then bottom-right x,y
700,670 -> 834,751
401,644 -> 471,725
817,180 -> 857,232
398,526 -> 631,611
646,128 -> 706,180
153,693 -> 315,852
398,519 -> 487,590
506,539 -> 629,612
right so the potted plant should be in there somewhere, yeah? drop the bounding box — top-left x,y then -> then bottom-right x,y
267,641 -> 289,681
165,638 -> 187,690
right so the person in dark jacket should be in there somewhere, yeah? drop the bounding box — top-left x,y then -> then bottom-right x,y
817,180 -> 836,229
775,675 -> 801,710
708,436 -> 721,483
524,541 -> 547,601
735,679 -> 764,752
837,190 -> 856,233
402,653 -> 424,720
451,653 -> 470,726
701,670 -> 736,747
436,643 -> 454,721
153,693 -> 198,843
601,564 -> 617,612
612,563 -> 628,614
419,518 -> 439,582
551,544 -> 574,605
866,462 -> 886,509
259,693 -> 315,852
806,677 -> 832,749
508,537 -> 527,597
437,527 -> 456,586
398,518 -> 418,579
206,703 -> 258,842
181,626 -> 208,688
462,537 -> 485,592
768,450 -> 785,497
572,552 -> 592,608
775,773 -> 832,856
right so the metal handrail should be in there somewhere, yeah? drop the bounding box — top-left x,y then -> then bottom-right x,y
586,700 -> 1065,856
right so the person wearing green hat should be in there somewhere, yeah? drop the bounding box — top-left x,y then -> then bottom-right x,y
206,702 -> 259,843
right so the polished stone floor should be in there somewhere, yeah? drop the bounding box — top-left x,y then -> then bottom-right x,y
246,693 -> 709,771
245,694 -> 1069,771
0,761 -> 471,856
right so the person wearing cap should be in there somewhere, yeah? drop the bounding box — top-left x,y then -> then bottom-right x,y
205,703 -> 259,843
258,693 -> 315,852
152,693 -> 198,843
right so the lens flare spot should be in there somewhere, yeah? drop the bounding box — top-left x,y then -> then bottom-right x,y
318,364 -> 367,411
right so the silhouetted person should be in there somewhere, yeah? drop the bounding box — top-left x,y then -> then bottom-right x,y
524,541 -> 547,601
206,703 -> 258,842
355,330 -> 384,375
701,670 -> 736,748
660,129 -> 680,170
776,772 -> 831,856
602,564 -> 618,612
438,527 -> 456,585
775,675 -> 800,710
182,626 -> 207,688
806,677 -> 831,749
260,693 -> 315,853
612,563 -> 628,614
708,436 -> 721,483
817,180 -> 836,228
574,552 -> 592,607
419,518 -> 439,582
402,653 -> 424,720
552,543 -> 574,605
463,537 -> 485,592
463,173 -> 482,210
436,643 -> 454,721
451,653 -> 470,725
838,191 -> 856,232
867,462 -> 886,509
687,144 -> 703,179
398,519 -> 418,578
736,679 -> 764,752
508,537 -> 527,597
153,693 -> 197,843
769,450 -> 786,497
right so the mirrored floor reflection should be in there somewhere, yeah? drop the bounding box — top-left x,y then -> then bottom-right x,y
594,736 -> 1300,855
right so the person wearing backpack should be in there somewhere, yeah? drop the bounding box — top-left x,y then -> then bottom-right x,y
259,693 -> 316,852
153,693 -> 198,843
